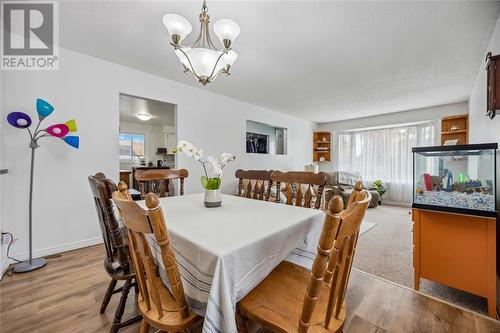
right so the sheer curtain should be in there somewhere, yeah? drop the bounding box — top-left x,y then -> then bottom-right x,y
338,121 -> 438,203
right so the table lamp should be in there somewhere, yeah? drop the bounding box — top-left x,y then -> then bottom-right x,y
6,98 -> 79,273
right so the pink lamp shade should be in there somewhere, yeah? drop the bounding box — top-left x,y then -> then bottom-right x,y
36,98 -> 54,120
7,112 -> 32,128
46,124 -> 69,138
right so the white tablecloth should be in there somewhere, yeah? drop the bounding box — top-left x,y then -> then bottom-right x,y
141,193 -> 324,333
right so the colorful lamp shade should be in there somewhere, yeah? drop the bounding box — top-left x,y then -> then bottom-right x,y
6,98 -> 80,274
65,119 -> 78,132
7,112 -> 32,128
36,98 -> 54,120
63,136 -> 80,149
46,124 -> 69,138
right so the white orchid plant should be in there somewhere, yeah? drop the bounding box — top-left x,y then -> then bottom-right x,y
174,141 -> 235,190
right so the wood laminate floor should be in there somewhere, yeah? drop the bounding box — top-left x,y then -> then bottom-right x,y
0,245 -> 499,333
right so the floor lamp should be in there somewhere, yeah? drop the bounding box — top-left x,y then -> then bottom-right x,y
6,99 -> 79,273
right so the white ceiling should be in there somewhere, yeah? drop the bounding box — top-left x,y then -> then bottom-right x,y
60,1 -> 500,123
119,93 -> 176,126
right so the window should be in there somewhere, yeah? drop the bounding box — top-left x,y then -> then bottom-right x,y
338,121 -> 438,202
119,133 -> 145,161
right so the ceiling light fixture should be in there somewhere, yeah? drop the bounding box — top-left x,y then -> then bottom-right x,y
136,112 -> 152,121
163,0 -> 240,86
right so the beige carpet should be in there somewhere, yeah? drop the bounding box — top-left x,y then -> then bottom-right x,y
353,204 -> 489,315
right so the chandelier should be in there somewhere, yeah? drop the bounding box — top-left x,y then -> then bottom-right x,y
163,0 -> 240,86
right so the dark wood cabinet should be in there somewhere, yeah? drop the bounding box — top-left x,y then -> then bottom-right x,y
486,52 -> 500,119
119,170 -> 132,188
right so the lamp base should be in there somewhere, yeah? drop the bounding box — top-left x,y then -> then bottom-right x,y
13,258 -> 47,273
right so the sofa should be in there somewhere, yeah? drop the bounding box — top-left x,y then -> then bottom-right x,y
323,171 -> 380,208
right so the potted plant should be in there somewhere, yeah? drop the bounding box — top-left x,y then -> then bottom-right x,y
372,179 -> 386,205
174,141 -> 235,207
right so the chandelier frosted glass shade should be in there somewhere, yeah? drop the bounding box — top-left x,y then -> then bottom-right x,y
223,50 -> 238,67
163,14 -> 192,43
214,19 -> 240,46
163,1 -> 239,85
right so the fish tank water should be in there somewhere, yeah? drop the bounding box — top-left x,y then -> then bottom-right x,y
412,143 -> 497,217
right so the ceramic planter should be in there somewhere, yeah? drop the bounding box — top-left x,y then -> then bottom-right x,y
204,189 -> 222,208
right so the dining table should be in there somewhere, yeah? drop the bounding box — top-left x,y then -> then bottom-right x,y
140,193 -> 325,333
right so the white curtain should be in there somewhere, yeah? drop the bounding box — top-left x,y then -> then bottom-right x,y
338,121 -> 438,203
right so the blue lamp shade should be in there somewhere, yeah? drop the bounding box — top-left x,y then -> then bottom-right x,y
46,124 -> 69,138
7,112 -> 32,128
36,98 -> 54,119
63,135 -> 79,149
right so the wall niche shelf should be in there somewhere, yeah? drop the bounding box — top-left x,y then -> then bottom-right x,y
441,114 -> 468,145
313,131 -> 331,162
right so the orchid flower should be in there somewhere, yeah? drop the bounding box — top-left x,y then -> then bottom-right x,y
173,141 -> 236,190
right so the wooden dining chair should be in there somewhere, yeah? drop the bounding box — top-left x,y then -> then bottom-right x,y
112,182 -> 201,333
235,169 -> 273,200
270,171 -> 327,209
346,181 -> 364,207
135,168 -> 188,199
236,191 -> 371,333
88,173 -> 141,333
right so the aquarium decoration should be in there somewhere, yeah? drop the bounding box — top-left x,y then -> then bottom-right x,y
412,144 -> 497,217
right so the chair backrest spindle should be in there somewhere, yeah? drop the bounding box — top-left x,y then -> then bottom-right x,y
235,169 -> 273,201
88,173 -> 131,274
135,169 -> 188,199
299,190 -> 371,332
112,182 -> 189,319
270,171 -> 327,209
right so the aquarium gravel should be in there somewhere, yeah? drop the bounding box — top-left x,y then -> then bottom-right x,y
414,191 -> 495,212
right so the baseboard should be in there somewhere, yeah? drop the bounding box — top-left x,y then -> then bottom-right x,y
381,200 -> 411,208
1,237 -> 103,279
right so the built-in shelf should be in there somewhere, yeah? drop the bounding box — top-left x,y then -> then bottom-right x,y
442,130 -> 467,135
441,114 -> 468,145
313,132 -> 331,162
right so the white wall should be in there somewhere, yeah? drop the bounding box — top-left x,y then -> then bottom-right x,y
469,12 -> 500,210
0,68 -> 6,277
317,102 -> 468,170
468,12 -> 500,309
0,46 -> 315,262
469,14 -> 500,144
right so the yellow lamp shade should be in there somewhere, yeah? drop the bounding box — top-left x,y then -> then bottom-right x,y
65,119 -> 77,132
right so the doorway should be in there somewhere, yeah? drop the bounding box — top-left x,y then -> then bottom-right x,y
118,94 -> 177,191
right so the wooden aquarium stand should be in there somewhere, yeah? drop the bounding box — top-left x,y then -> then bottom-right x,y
412,208 -> 497,318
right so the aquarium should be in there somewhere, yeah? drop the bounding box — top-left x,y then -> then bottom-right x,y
412,143 -> 497,217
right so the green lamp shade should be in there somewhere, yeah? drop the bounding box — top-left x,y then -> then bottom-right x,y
65,119 -> 77,132
36,98 -> 54,119
47,124 -> 69,138
7,112 -> 32,128
63,136 -> 79,149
